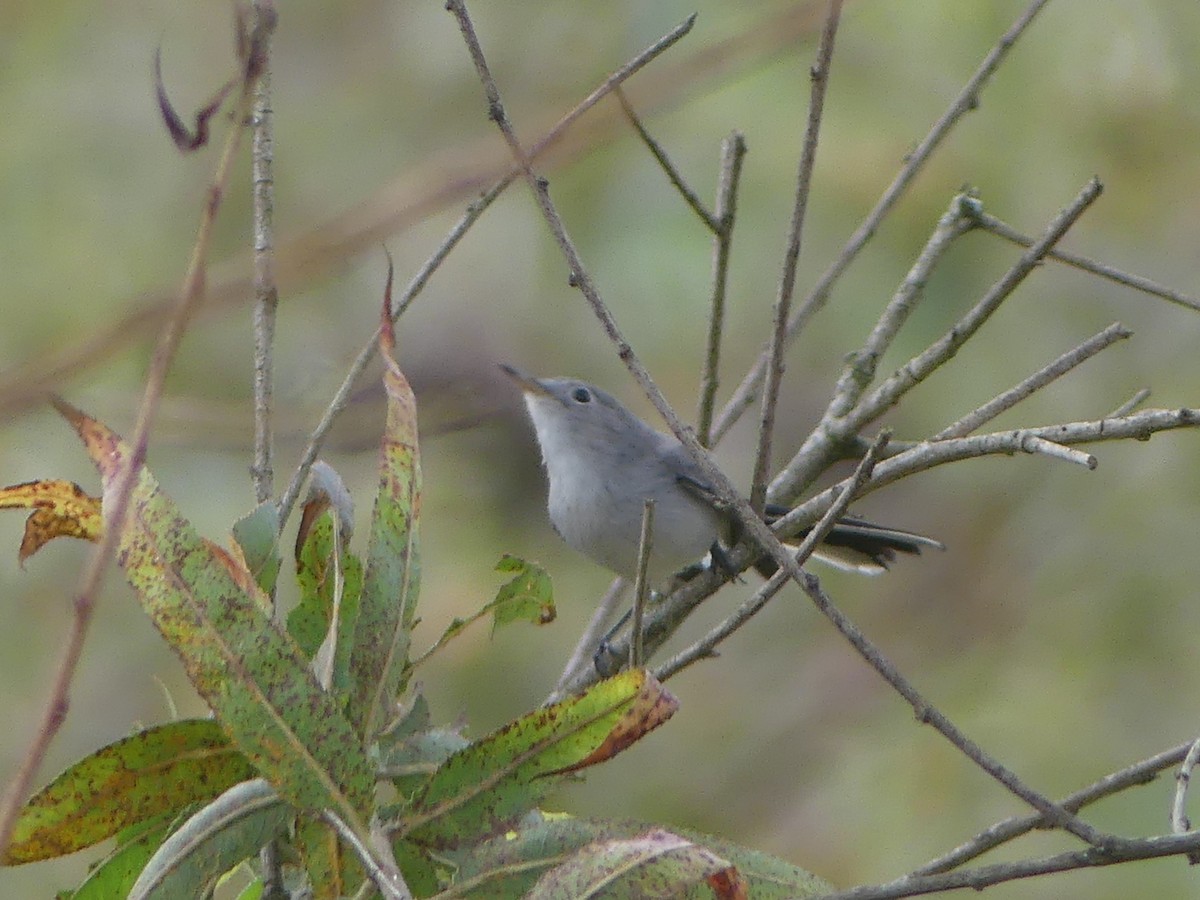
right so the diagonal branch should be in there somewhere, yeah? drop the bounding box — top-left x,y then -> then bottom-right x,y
710,0 -> 1056,444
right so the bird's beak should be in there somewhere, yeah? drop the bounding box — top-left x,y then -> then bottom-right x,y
499,363 -> 553,398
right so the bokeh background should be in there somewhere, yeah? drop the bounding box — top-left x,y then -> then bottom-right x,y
2,0 -> 1199,896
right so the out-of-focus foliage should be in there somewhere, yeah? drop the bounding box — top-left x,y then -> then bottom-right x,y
1,1 -> 1198,896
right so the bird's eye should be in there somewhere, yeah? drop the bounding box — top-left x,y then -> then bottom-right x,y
571,387 -> 592,403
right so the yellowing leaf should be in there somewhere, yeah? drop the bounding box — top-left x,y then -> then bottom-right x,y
0,479 -> 102,564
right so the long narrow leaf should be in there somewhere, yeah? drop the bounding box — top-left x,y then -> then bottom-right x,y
55,400 -> 373,828
2,719 -> 253,864
348,286 -> 422,739
401,670 -> 676,850
127,779 -> 291,900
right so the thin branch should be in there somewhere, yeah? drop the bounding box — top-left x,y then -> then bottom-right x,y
828,193 -> 980,423
549,577 -> 626,703
321,811 -> 411,900
444,13 -> 1165,852
770,177 -> 1105,503
933,322 -> 1132,440
654,432 -> 886,682
767,407 -> 1200,543
1172,736 -> 1200,863
1107,387 -> 1151,418
251,1 -> 279,509
916,740 -> 1192,875
797,574 -> 1115,850
815,831 -> 1200,900
710,0 -> 1056,444
629,500 -> 655,670
275,12 -> 698,529
765,190 -> 977,505
616,88 -> 717,232
750,0 -> 842,513
975,210 -> 1200,313
696,132 -> 747,447
1020,433 -> 1096,469
248,4 -> 283,892
561,403 -> 1200,699
0,23 -> 271,858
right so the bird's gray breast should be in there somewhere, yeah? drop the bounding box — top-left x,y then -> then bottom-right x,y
545,436 -> 720,582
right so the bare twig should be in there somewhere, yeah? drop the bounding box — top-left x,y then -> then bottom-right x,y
1107,387 -> 1151,418
1172,736 -> 1200,863
247,4 -> 283,892
916,740 -> 1192,875
275,13 -> 698,529
549,577 -> 626,703
0,24 -> 271,858
828,193 -> 981,422
445,8 -> 1182,853
815,831 -> 1200,900
321,811 -> 411,900
629,500 -> 655,670
654,432 -> 886,682
696,132 -> 746,446
750,0 -> 842,513
251,0 -> 279,509
770,178 -> 1105,503
797,574 -> 1114,850
975,210 -> 1200,313
933,323 -> 1132,440
616,89 -> 717,232
710,0 -> 1056,444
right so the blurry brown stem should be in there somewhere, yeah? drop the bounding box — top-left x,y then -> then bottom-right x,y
275,12 -> 697,530
0,37 -> 266,858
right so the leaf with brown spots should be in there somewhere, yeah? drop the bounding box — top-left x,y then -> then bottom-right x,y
1,719 -> 253,864
449,813 -> 832,899
0,479 -> 102,565
52,399 -> 374,829
347,265 -> 423,741
400,670 -> 676,850
525,828 -> 738,900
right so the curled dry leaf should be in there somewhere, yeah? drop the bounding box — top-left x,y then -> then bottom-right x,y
0,479 -> 102,565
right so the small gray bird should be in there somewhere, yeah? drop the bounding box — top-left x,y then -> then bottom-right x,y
502,365 -> 943,587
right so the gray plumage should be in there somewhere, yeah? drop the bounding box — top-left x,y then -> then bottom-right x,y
502,366 -> 943,585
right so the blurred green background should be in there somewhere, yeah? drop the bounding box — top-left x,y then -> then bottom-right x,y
2,0 -> 1199,896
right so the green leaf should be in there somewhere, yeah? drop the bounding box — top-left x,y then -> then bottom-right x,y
296,817 -> 363,900
288,508 -> 365,711
392,839 -> 445,898
231,501 -> 281,596
524,827 -> 734,900
400,670 -> 677,850
347,309 -> 422,740
451,814 -> 832,899
378,728 -> 471,800
492,555 -> 555,628
2,719 -> 254,863
55,401 -> 373,829
69,815 -> 175,900
127,779 -> 291,900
